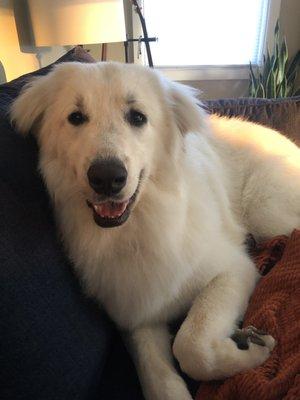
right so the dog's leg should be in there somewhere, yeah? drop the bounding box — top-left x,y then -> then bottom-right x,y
127,324 -> 192,400
173,249 -> 275,381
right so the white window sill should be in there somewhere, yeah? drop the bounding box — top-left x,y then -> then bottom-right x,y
156,65 -> 254,81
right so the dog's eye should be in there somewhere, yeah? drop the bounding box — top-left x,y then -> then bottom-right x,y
68,111 -> 88,126
126,109 -> 147,127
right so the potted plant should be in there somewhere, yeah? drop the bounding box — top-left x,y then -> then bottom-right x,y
249,21 -> 300,98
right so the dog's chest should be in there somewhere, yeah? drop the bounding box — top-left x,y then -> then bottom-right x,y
63,183 -> 223,329
70,226 -> 199,329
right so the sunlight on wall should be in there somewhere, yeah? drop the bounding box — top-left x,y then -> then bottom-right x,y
0,2 -> 38,82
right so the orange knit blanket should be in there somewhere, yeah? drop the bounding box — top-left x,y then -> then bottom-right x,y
195,230 -> 300,400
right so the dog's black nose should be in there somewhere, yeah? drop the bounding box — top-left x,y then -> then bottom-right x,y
87,158 -> 127,196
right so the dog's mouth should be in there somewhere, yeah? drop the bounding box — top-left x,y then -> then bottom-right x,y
86,170 -> 144,228
87,198 -> 132,228
93,201 -> 129,219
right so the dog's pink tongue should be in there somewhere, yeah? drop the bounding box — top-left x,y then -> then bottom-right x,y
94,201 -> 128,218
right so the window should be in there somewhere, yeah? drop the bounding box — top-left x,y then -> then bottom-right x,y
136,0 -> 281,80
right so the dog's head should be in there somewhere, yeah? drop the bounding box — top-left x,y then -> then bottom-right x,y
11,62 -> 206,228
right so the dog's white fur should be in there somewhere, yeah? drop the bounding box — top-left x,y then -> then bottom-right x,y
11,62 -> 300,400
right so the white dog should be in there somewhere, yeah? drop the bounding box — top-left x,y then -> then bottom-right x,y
11,62 -> 300,400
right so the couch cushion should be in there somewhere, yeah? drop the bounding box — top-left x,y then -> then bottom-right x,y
0,48 -> 113,400
204,96 -> 300,144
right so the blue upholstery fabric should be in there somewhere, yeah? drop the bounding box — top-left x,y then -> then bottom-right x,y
0,48 -> 144,400
0,111 -> 113,400
0,50 -> 115,400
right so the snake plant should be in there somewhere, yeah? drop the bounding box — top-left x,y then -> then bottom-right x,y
249,21 -> 300,98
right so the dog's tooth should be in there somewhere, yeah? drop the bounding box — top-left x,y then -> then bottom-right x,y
94,204 -> 102,214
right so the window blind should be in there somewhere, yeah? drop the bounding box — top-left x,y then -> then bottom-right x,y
144,0 -> 270,66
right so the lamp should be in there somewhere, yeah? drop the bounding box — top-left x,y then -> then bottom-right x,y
27,0 -> 126,60
0,3 -> 40,81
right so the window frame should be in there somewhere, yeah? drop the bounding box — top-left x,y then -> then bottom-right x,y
132,0 -> 282,81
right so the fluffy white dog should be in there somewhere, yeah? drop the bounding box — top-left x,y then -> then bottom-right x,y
11,62 -> 300,400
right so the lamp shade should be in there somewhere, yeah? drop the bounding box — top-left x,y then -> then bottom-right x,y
27,0 -> 126,46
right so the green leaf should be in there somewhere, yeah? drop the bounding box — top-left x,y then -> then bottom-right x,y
274,41 -> 279,61
287,68 -> 297,88
272,58 -> 279,82
262,49 -> 271,85
286,50 -> 300,80
266,48 -> 271,68
280,37 -> 288,70
255,82 -> 265,98
249,61 -> 258,96
249,75 -> 256,97
273,21 -> 280,58
275,20 -> 280,36
266,69 -> 276,98
270,54 -> 276,69
280,76 -> 287,97
292,87 -> 300,96
261,82 -> 266,98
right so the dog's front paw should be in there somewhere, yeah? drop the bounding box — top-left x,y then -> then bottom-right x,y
231,325 -> 276,351
173,324 -> 276,381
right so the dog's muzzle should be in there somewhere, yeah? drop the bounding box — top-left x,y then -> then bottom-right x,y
86,159 -> 144,228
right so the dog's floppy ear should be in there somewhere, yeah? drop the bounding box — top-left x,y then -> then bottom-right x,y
10,74 -> 51,135
167,81 -> 206,135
